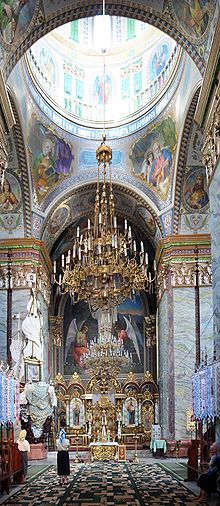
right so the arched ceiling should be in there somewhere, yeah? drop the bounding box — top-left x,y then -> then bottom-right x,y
3,0 -> 216,79
1,0 -> 213,248
42,183 -> 163,257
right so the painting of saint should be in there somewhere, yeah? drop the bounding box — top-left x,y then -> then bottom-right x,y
183,170 -> 209,210
0,0 -> 36,44
0,174 -> 21,211
70,398 -> 82,427
173,0 -> 210,38
48,205 -> 70,236
150,44 -> 169,81
149,141 -> 172,194
33,137 -> 56,196
39,47 -> 56,84
138,207 -> 156,236
130,116 -> 177,200
30,122 -> 74,201
142,401 -> 154,432
93,74 -> 112,105
125,397 -> 137,426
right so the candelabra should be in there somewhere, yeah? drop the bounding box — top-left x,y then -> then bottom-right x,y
53,134 -> 156,312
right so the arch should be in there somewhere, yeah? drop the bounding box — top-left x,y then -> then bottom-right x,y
3,2 -> 206,80
7,91 -> 32,237
41,182 -> 163,255
173,86 -> 201,234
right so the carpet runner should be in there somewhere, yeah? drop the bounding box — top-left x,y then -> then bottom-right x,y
2,462 -> 203,505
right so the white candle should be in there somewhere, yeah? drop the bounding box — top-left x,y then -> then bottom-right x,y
77,226 -> 80,238
62,254 -> 65,268
99,212 -> 102,224
114,216 -> 117,229
145,252 -> 148,265
88,218 -> 90,230
140,241 -> 144,252
53,260 -> 56,274
133,240 -> 137,252
124,219 -> 127,230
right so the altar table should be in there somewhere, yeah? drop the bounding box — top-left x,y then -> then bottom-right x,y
150,439 -> 167,454
89,442 -> 119,461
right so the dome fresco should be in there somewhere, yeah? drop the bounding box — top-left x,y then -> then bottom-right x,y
25,16 -> 178,127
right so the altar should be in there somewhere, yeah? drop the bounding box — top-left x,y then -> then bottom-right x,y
89,442 -> 119,461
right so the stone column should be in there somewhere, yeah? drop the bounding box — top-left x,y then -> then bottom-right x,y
156,235 -> 212,440
0,239 -> 51,381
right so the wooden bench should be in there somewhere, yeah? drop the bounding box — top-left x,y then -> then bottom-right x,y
0,442 -> 23,495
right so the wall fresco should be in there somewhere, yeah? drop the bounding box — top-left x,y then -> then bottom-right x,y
130,116 -> 177,200
183,169 -> 209,211
28,119 -> 74,202
171,0 -> 211,39
64,296 -> 145,377
0,0 -> 36,45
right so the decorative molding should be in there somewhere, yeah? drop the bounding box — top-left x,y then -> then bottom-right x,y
49,316 -> 63,347
4,1 -> 205,80
194,14 -> 220,128
156,234 -> 212,300
202,93 -> 220,184
0,238 -> 52,303
173,87 -> 201,234
8,91 -> 32,237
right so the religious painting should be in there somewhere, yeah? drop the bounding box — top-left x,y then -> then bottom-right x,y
69,398 -> 84,428
183,168 -> 209,211
64,295 -> 145,376
24,358 -> 42,383
29,120 -> 74,202
48,205 -> 70,236
130,116 -> 177,200
39,47 -> 56,84
123,396 -> 138,426
137,206 -> 156,236
150,43 -> 169,80
0,0 -> 36,45
118,445 -> 126,461
142,399 -> 154,433
93,74 -> 112,105
171,0 -> 210,39
0,173 -> 21,212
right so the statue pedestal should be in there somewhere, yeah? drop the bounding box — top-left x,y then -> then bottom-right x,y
29,443 -> 48,460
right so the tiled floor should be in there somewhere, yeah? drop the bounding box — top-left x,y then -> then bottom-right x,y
0,451 -> 219,505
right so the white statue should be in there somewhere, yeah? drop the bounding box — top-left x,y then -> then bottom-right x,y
22,289 -> 43,361
10,312 -> 25,380
101,409 -> 107,441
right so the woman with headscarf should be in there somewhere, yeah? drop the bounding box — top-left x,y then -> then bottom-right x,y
17,429 -> 30,482
56,420 -> 70,485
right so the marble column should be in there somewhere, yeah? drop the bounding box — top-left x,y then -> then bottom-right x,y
0,238 -> 51,381
156,235 -> 212,440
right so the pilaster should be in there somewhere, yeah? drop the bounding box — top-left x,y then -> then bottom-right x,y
156,235 -> 212,440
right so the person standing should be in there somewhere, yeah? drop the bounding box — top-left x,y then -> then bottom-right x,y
17,429 -> 30,483
56,421 -> 70,485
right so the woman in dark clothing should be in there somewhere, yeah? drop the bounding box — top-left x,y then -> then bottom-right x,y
195,442 -> 220,502
56,421 -> 70,485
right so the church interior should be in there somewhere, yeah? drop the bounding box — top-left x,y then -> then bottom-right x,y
0,0 -> 220,504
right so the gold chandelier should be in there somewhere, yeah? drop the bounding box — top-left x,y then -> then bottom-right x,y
53,134 -> 156,311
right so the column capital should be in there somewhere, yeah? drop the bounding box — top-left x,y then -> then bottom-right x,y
156,235 -> 212,300
0,238 -> 52,303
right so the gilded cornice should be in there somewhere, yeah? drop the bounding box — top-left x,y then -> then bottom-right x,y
0,238 -> 51,269
156,234 -> 212,301
156,234 -> 211,266
0,239 -> 52,302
